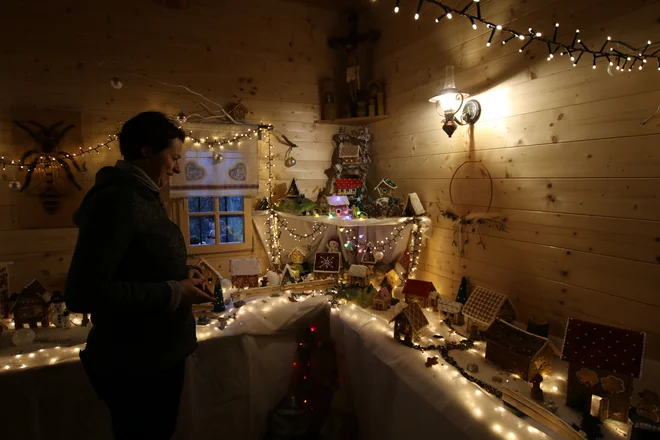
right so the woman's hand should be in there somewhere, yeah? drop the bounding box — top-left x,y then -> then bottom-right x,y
178,278 -> 216,305
187,268 -> 204,280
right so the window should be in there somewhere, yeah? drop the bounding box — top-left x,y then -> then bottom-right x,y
183,196 -> 252,253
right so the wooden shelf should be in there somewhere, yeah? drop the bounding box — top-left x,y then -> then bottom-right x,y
314,115 -> 389,126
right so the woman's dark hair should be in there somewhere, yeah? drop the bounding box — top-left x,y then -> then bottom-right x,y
119,112 -> 185,160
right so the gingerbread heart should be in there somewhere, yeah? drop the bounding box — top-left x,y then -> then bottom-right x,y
228,163 -> 247,181
185,161 -> 206,181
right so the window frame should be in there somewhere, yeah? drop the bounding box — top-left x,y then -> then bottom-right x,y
178,196 -> 253,255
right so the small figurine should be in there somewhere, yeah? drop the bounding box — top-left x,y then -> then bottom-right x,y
467,363 -> 479,373
531,373 -> 544,401
196,316 -> 211,326
542,400 -> 558,413
326,237 -> 341,253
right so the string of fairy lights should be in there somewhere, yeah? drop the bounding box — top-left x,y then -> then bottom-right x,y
263,128 -> 284,269
396,0 -> 660,72
279,217 -> 327,242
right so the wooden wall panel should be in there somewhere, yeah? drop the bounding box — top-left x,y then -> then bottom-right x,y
0,0 -> 340,293
367,0 -> 660,358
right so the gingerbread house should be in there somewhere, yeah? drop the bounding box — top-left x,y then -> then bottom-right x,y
230,258 -> 261,289
338,142 -> 362,165
404,193 -> 425,216
12,279 -> 49,329
395,250 -> 411,276
327,195 -> 350,217
372,286 -> 391,311
461,286 -> 517,332
347,264 -> 369,287
374,178 -> 397,198
402,279 -> 438,310
281,264 -> 301,285
437,298 -> 463,325
485,319 -> 556,382
390,302 -> 429,344
335,178 -> 362,197
288,247 -> 307,265
561,318 -> 645,423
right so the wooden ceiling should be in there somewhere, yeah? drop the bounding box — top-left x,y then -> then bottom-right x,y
284,0 -> 373,11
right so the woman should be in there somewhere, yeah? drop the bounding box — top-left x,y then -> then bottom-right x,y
65,111 -> 215,439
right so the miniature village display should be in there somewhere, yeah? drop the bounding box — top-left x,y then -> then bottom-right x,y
230,258 -> 262,289
461,286 -> 517,333
484,319 -> 555,382
13,279 -> 49,329
390,302 -> 429,344
561,318 -> 646,423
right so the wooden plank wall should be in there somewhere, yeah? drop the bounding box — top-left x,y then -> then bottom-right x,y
366,0 -> 660,358
0,0 -> 341,292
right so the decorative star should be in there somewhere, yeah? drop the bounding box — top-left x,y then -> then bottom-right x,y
425,356 -> 439,368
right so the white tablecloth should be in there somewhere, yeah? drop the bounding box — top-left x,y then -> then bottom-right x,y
329,304 -> 550,440
0,296 -> 331,440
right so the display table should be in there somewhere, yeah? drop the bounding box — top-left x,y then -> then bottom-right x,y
329,303 -> 632,440
0,296 -> 330,440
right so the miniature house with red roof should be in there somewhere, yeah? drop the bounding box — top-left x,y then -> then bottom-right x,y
335,178 -> 362,197
561,318 -> 646,423
402,279 -> 438,310
338,142 -> 363,165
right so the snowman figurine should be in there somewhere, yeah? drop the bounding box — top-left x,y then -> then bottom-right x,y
50,291 -> 70,328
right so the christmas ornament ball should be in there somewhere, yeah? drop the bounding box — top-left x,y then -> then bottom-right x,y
284,157 -> 297,167
220,278 -> 233,291
374,251 -> 385,261
12,328 -> 35,347
110,76 -> 123,89
8,180 -> 22,191
214,153 -> 224,163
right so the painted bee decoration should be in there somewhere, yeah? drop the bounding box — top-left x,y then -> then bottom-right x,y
13,120 -> 82,193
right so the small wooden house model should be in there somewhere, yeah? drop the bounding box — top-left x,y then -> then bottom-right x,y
485,319 -> 556,382
338,142 -> 362,165
230,258 -> 261,289
12,279 -> 49,329
288,247 -> 307,265
335,178 -> 362,197
437,298 -> 463,325
327,195 -> 350,216
390,302 -> 429,344
402,279 -> 438,310
313,252 -> 341,278
374,178 -> 397,198
561,318 -> 645,423
461,286 -> 517,332
372,286 -> 391,311
347,264 -> 369,287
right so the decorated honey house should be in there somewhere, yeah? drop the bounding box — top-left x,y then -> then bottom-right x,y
12,279 -> 49,329
561,318 -> 646,423
402,279 -> 438,310
485,319 -> 556,382
229,258 -> 262,289
347,264 -> 369,287
390,302 -> 429,344
461,286 -> 517,332
372,286 -> 391,311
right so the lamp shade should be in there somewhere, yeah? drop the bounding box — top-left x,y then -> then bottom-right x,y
429,65 -> 465,115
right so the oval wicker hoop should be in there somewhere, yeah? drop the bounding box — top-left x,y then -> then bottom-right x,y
448,160 -> 494,213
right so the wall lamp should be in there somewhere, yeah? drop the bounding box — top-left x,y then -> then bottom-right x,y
429,65 -> 482,138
